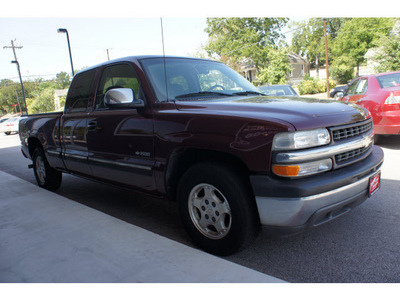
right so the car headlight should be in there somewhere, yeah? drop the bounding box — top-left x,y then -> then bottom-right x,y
272,128 -> 331,150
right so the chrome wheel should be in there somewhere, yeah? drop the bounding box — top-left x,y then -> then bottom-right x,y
35,155 -> 46,185
188,183 -> 232,240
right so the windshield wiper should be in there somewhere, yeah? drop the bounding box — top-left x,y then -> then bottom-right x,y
175,91 -> 233,99
232,91 -> 265,96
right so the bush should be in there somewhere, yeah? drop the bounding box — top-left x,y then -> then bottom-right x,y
298,78 -> 337,95
331,56 -> 355,84
298,79 -> 318,95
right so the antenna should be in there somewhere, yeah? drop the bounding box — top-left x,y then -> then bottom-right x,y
160,18 -> 169,101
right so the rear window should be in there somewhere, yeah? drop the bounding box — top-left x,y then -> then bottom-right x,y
376,73 -> 400,88
65,69 -> 96,113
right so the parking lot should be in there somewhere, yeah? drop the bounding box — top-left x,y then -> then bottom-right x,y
0,133 -> 399,282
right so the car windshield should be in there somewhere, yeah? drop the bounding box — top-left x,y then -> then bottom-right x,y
258,85 -> 297,96
140,57 -> 260,101
376,73 -> 400,88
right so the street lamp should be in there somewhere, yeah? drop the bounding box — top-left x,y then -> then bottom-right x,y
11,60 -> 28,115
57,28 -> 75,76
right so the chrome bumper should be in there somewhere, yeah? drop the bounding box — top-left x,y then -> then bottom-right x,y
255,167 -> 381,228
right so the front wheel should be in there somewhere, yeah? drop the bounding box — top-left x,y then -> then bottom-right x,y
177,163 -> 259,256
32,148 -> 62,190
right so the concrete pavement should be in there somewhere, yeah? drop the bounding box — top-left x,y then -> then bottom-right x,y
0,170 -> 285,283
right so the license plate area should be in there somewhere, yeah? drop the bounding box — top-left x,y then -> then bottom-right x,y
368,172 -> 381,197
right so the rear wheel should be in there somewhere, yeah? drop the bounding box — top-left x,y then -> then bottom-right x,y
177,162 -> 259,256
32,148 -> 62,190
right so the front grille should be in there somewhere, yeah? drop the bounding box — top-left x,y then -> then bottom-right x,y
335,145 -> 372,163
332,120 -> 372,141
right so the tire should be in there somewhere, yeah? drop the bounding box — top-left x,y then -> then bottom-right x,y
177,162 -> 259,256
32,147 -> 62,191
5,132 -> 11,135
374,134 -> 380,145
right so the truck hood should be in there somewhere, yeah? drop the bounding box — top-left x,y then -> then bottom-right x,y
174,95 -> 370,130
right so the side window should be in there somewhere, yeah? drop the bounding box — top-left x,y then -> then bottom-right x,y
66,70 -> 96,113
95,64 -> 142,110
345,79 -> 359,96
355,79 -> 367,95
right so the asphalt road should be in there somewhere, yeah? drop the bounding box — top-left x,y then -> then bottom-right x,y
1,133 -> 399,283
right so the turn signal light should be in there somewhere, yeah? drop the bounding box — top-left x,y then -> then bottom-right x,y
272,159 -> 333,178
272,165 -> 300,177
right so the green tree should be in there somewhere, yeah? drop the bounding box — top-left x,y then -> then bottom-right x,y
0,83 -> 21,114
330,55 -> 355,84
27,87 -> 55,113
332,18 -> 396,77
257,47 -> 292,84
205,17 -> 288,72
372,33 -> 400,73
291,18 -> 344,78
0,79 -> 14,88
55,72 -> 71,89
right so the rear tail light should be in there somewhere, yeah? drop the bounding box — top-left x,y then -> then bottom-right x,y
385,92 -> 400,105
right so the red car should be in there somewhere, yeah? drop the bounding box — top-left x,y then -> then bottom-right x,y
339,71 -> 400,137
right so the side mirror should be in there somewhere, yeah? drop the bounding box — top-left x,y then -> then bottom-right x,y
104,88 -> 144,108
335,92 -> 344,99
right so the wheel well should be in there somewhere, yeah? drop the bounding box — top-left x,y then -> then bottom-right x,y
165,148 -> 253,202
27,137 -> 42,157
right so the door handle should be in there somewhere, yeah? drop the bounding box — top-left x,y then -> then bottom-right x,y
88,121 -> 99,131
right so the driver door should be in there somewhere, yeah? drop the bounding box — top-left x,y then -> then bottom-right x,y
86,63 -> 156,192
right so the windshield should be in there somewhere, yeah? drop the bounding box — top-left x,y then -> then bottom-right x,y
376,73 -> 400,88
258,85 -> 297,96
140,57 -> 260,101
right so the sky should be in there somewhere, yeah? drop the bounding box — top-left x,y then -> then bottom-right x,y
0,18 -> 209,81
1,0 -> 395,82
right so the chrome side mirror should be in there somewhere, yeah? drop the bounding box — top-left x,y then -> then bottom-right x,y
335,92 -> 344,99
104,88 -> 144,108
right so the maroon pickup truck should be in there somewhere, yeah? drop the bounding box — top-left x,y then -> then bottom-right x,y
19,56 -> 384,255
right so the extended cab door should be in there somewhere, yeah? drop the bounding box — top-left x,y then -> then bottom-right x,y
61,69 -> 97,175
86,63 -> 156,192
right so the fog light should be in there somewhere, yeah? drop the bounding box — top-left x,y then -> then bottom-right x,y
273,159 -> 332,177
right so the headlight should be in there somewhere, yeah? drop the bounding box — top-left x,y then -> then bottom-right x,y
272,129 -> 331,150
272,159 -> 333,177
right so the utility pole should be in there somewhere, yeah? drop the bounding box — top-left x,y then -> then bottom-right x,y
3,39 -> 28,114
323,19 -> 330,99
15,88 -> 22,113
106,48 -> 112,61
